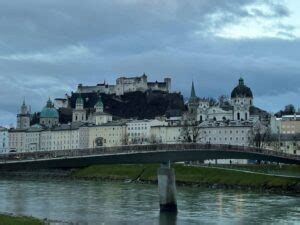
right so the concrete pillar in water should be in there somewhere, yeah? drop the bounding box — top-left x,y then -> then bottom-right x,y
157,161 -> 177,212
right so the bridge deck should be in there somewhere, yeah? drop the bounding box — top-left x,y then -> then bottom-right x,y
0,144 -> 299,170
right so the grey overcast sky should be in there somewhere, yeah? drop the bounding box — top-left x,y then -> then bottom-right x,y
0,0 -> 300,126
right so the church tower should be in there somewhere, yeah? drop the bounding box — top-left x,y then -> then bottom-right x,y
17,100 -> 30,129
95,96 -> 104,113
72,94 -> 86,122
188,81 -> 199,117
91,96 -> 112,125
231,78 -> 253,121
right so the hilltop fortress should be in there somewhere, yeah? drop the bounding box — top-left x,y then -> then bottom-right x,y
76,74 -> 171,95
51,74 -> 181,121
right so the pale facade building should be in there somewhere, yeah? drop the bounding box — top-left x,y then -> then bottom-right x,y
79,126 -> 90,149
50,124 -> 81,151
270,114 -> 300,135
266,134 -> 300,155
9,129 -> 26,152
150,125 -> 182,144
199,121 -> 252,146
0,127 -> 9,154
207,106 -> 233,122
126,119 -> 167,144
39,123 -> 88,151
24,124 -> 43,152
200,121 -> 253,164
40,130 -> 52,151
88,122 -> 127,148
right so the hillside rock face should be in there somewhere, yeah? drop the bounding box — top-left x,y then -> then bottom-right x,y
56,90 -> 185,123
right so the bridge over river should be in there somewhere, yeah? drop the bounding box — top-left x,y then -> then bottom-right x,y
0,144 -> 299,212
0,144 -> 299,170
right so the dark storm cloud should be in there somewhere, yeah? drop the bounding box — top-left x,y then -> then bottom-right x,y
0,0 -> 298,125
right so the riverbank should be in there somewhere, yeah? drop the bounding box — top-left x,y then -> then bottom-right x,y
72,164 -> 300,194
0,214 -> 45,225
209,164 -> 300,177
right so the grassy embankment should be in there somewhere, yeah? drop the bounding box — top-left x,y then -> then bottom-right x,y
72,164 -> 300,192
208,164 -> 300,176
0,214 -> 45,225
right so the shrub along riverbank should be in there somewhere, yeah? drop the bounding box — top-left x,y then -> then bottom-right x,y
72,164 -> 300,194
0,214 -> 45,225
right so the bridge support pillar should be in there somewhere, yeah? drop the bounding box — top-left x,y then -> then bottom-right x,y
158,161 -> 177,212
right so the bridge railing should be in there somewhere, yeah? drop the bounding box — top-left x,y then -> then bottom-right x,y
0,143 -> 299,162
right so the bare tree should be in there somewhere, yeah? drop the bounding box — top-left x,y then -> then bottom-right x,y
179,120 -> 204,143
191,125 -> 200,143
208,97 -> 217,106
275,104 -> 296,117
218,95 -> 229,104
179,122 -> 192,143
149,133 -> 161,144
248,122 -> 271,148
122,133 -> 129,145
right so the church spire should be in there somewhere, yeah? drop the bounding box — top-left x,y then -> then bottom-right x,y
22,97 -> 26,106
20,98 -> 28,114
189,81 -> 197,101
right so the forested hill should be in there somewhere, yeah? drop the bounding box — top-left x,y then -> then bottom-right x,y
58,90 -> 185,123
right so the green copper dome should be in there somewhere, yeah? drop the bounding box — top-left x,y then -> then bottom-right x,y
40,99 -> 59,118
95,97 -> 103,107
231,78 -> 253,99
76,94 -> 83,105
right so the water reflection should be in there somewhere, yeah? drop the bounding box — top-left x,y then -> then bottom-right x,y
159,212 -> 177,225
217,192 -> 223,216
0,178 -> 299,225
234,193 -> 243,216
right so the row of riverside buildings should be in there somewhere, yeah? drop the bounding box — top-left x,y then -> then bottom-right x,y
0,75 -> 299,164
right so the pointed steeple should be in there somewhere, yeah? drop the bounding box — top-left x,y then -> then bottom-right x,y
22,97 -> 26,106
189,81 -> 197,102
20,98 -> 28,114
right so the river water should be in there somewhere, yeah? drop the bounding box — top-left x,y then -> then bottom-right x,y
0,178 -> 299,225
